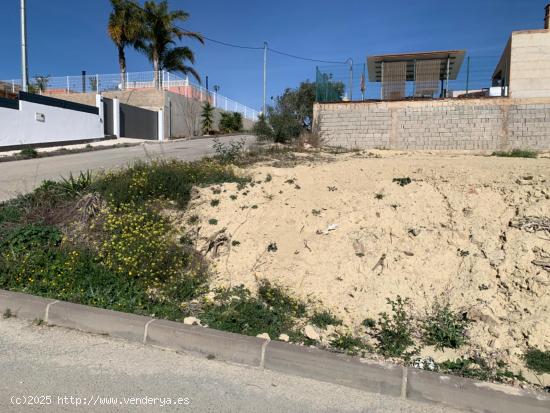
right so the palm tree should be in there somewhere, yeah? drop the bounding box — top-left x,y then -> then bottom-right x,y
140,0 -> 203,88
201,102 -> 214,135
108,0 -> 143,89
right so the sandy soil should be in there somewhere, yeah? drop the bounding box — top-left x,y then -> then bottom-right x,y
183,150 -> 550,385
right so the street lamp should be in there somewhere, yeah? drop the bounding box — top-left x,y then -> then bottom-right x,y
21,0 -> 29,92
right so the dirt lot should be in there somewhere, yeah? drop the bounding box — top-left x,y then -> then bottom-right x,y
183,149 -> 550,385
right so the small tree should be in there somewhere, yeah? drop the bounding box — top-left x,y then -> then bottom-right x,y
201,102 -> 214,135
219,112 -> 243,133
252,113 -> 273,141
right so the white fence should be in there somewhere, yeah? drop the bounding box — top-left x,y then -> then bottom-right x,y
3,71 -> 260,121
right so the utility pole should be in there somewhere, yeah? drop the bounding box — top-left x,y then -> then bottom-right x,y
263,41 -> 267,115
348,58 -> 353,101
20,0 -> 29,92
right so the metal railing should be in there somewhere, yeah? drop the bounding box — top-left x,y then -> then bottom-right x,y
316,55 -> 508,103
1,71 -> 260,121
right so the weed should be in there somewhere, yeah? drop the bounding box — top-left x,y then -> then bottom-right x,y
251,205 -> 258,209
2,224 -> 62,252
422,299 -> 469,350
362,318 -> 376,329
92,159 -> 247,208
211,188 -> 222,195
310,310 -> 342,328
492,149 -> 538,159
330,333 -> 370,356
2,308 -> 12,319
267,242 -> 278,252
285,178 -> 296,185
210,199 -> 220,207
393,177 -> 412,187
213,138 -> 246,163
59,171 -> 93,196
265,174 -> 272,183
375,193 -> 385,200
208,218 -> 218,225
376,296 -> 415,359
438,358 -> 525,382
231,240 -> 241,247
187,215 -> 200,225
311,209 -> 321,216
327,186 -> 337,192
199,281 -> 306,339
19,147 -> 38,159
524,348 -> 550,374
230,195 -> 238,201
33,318 -> 44,326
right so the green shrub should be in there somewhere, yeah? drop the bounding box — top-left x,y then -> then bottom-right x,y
0,204 -> 21,225
492,149 -> 538,158
213,138 -> 246,164
2,224 -> 62,251
252,113 -> 273,141
422,300 -> 468,350
330,333 -> 369,355
92,159 -> 246,208
267,110 -> 301,143
310,310 -> 342,329
19,147 -> 38,159
438,358 -> 524,382
219,112 -> 243,133
524,348 -> 550,374
376,296 -> 415,358
200,281 -> 306,339
59,171 -> 94,196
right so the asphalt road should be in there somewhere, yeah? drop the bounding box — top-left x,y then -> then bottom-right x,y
0,317 -> 466,413
0,135 -> 255,202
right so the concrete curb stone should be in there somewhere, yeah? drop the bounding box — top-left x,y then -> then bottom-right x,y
407,368 -> 550,413
47,301 -> 153,343
264,340 -> 403,397
145,319 -> 265,367
0,290 -> 55,321
1,289 -> 549,413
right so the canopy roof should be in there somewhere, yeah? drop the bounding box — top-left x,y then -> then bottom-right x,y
367,50 -> 466,82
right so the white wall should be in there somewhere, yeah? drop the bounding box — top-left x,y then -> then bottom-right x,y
0,99 -> 104,148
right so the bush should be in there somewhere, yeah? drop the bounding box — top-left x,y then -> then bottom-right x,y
213,138 -> 246,164
524,348 -> 550,374
422,300 -> 468,350
267,110 -> 301,143
92,159 -> 246,208
376,296 -> 415,359
219,112 -> 243,133
19,147 -> 38,159
252,113 -> 273,141
310,310 -> 342,329
492,149 -> 538,158
438,358 -> 524,382
330,333 -> 370,355
2,224 -> 62,251
199,280 -> 307,339
59,171 -> 94,196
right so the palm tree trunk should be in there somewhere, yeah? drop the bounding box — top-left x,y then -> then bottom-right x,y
153,50 -> 160,90
118,47 -> 127,90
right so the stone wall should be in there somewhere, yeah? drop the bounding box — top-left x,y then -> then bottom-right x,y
313,98 -> 550,150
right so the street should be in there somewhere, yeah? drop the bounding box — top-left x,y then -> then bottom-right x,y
0,135 -> 255,202
0,317 -> 466,413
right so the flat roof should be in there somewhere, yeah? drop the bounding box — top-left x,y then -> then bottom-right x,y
367,50 -> 466,82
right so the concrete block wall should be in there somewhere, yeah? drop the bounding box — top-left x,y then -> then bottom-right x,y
313,98 -> 550,151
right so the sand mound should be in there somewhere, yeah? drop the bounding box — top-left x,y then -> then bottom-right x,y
183,150 -> 550,384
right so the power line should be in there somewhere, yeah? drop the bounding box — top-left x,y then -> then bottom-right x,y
267,47 -> 348,65
179,27 -> 348,64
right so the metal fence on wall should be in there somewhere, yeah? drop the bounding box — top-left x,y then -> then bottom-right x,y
316,55 -> 507,103
1,71 -> 260,121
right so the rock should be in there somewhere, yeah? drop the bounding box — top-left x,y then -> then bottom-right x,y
183,316 -> 201,326
278,334 -> 290,342
256,333 -> 271,340
304,325 -> 320,341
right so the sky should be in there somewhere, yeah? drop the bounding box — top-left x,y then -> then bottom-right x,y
0,0 -> 548,110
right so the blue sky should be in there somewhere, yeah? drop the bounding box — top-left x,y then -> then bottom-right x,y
0,0 -> 547,109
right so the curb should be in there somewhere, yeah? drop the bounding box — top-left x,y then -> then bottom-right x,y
1,289 -> 549,413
